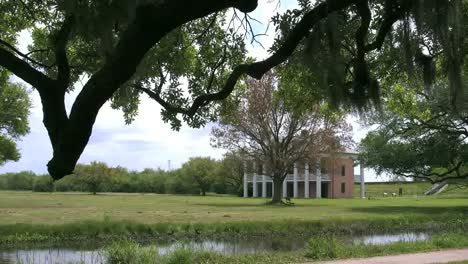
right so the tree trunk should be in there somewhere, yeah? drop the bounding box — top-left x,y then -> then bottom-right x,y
271,177 -> 283,204
201,190 -> 206,196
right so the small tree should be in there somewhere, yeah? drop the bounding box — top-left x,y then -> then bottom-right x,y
217,151 -> 245,195
212,72 -> 352,203
181,157 -> 218,196
74,162 -> 113,195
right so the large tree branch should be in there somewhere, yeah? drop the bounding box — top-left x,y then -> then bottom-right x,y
0,39 -> 52,69
46,0 -> 260,179
0,47 -> 55,91
54,15 -> 75,88
145,0 -> 357,118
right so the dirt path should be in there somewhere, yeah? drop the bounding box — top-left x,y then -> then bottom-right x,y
304,248 -> 468,264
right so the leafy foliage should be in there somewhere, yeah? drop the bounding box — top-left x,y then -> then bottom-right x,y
0,0 -> 466,179
360,79 -> 468,182
0,82 -> 31,165
181,157 -> 219,196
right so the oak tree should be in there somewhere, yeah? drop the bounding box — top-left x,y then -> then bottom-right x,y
0,0 -> 465,179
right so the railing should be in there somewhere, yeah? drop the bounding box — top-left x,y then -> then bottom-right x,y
246,173 -> 330,182
354,174 -> 363,183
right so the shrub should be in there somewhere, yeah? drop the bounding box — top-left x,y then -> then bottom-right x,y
104,240 -> 158,264
165,248 -> 194,264
305,236 -> 339,260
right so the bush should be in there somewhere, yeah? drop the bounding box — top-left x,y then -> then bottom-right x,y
104,240 -> 158,264
165,248 -> 195,264
305,236 -> 339,260
33,175 -> 54,192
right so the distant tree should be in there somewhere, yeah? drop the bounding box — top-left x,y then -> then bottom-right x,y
165,169 -> 199,195
181,157 -> 218,196
33,175 -> 54,192
1,171 -> 35,190
212,72 -> 352,203
216,151 -> 245,195
0,81 -> 31,166
73,162 -> 113,195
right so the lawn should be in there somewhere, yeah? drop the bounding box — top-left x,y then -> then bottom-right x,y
354,181 -> 468,198
1,190 -> 467,262
0,190 -> 467,225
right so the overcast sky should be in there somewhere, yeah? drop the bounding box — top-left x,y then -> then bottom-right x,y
0,1 -> 391,181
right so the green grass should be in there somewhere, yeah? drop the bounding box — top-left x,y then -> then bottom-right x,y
1,190 -> 467,225
0,190 -> 467,245
354,181 -> 468,198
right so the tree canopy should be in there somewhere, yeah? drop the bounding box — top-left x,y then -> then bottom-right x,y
359,81 -> 468,183
0,79 -> 31,166
0,0 -> 465,179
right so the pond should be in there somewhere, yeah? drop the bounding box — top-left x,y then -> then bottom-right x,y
0,232 -> 431,264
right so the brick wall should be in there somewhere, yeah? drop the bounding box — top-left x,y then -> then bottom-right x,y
330,158 -> 354,198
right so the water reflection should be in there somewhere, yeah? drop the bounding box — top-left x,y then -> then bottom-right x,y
0,232 -> 431,264
353,232 -> 430,246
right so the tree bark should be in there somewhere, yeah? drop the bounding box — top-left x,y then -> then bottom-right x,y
271,177 -> 283,204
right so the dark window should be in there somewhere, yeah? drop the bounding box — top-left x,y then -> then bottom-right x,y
341,183 -> 346,193
341,165 -> 346,176
320,159 -> 328,174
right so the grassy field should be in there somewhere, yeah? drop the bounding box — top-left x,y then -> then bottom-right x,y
1,188 -> 467,262
0,189 -> 467,225
354,181 -> 468,198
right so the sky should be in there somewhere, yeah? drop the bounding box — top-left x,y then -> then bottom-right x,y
0,0 -> 391,181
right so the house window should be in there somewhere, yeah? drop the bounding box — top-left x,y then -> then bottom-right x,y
341,165 -> 346,176
341,183 -> 346,193
320,159 -> 328,174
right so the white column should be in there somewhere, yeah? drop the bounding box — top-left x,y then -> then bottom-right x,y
262,164 -> 267,198
252,161 -> 258,197
243,160 -> 248,198
316,159 -> 321,199
360,164 -> 365,199
282,178 -> 287,198
293,162 -> 298,198
304,163 -> 309,198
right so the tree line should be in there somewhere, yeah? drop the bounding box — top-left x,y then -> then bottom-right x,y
0,155 -> 244,196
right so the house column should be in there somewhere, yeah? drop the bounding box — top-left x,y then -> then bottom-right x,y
282,178 -> 287,198
360,164 -> 366,199
243,160 -> 248,198
293,162 -> 298,198
316,158 -> 321,199
253,161 -> 258,197
304,163 -> 309,198
262,163 -> 267,198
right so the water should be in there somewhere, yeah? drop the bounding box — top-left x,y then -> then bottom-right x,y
352,232 -> 431,246
0,233 -> 431,264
